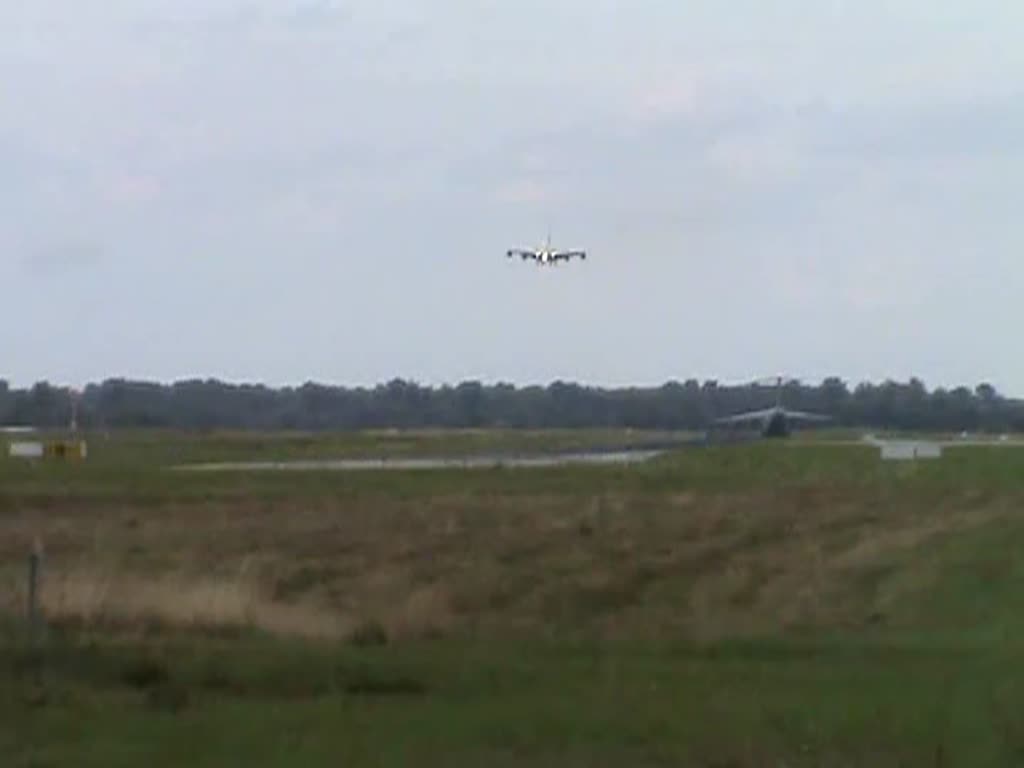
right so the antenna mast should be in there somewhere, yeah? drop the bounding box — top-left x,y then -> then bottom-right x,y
69,388 -> 80,433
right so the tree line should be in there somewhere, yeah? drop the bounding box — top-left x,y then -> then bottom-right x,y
0,377 -> 1021,433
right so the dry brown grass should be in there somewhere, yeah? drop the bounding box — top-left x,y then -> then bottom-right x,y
0,487 -> 1009,643
1,564 -> 349,641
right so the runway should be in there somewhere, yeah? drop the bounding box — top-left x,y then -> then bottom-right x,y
173,449 -> 667,473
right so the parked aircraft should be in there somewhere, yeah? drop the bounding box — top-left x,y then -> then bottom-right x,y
714,376 -> 830,438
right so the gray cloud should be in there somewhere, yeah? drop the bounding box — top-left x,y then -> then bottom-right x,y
22,241 -> 105,276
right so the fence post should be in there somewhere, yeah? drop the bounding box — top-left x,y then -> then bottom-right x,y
27,539 -> 44,648
23,538 -> 46,692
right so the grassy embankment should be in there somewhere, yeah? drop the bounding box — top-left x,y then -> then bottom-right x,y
3,429 -> 1024,766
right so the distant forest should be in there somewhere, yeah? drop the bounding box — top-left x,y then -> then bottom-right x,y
1,377 -> 1021,434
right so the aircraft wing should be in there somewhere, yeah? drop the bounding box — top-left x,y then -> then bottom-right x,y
507,249 -> 538,260
551,250 -> 586,261
714,408 -> 778,424
780,409 -> 831,422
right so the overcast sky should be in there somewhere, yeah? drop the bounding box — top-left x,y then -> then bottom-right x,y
3,1 -> 1023,393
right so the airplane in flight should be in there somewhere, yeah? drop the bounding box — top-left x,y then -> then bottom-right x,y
507,231 -> 586,265
713,376 -> 831,438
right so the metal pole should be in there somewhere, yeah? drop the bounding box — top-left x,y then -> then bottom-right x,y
27,540 -> 43,647
24,539 -> 46,689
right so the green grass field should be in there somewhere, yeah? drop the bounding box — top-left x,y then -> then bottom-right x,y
4,429 -> 1024,766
